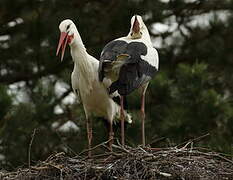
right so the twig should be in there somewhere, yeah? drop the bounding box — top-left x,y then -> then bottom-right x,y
78,139 -> 112,156
112,140 -> 133,155
200,152 -> 233,165
178,141 -> 192,151
28,129 -> 37,170
192,133 -> 210,142
176,133 -> 210,149
158,171 -> 172,177
90,153 -> 112,159
144,147 -> 165,151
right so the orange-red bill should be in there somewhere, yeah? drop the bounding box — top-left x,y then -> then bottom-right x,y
56,32 -> 68,61
132,16 -> 140,33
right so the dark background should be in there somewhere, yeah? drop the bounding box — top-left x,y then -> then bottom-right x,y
0,0 -> 233,170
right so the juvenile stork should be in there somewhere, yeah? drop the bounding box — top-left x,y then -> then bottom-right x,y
98,15 -> 159,147
56,19 -> 132,157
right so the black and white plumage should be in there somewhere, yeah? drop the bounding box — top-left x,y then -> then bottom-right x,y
98,15 -> 159,147
56,19 -> 132,156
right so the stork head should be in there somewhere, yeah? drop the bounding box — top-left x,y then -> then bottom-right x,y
129,15 -> 146,39
56,19 -> 77,61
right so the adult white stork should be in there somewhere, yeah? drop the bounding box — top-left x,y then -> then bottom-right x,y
56,19 -> 132,157
98,15 -> 159,147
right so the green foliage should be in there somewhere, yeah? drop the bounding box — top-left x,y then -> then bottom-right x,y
148,62 -> 233,150
0,85 -> 12,120
0,0 -> 233,170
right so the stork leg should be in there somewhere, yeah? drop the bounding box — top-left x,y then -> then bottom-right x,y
141,84 -> 148,147
120,96 -> 125,146
141,92 -> 146,147
109,120 -> 114,151
86,117 -> 92,158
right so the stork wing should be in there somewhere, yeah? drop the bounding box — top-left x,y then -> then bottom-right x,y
99,40 -> 128,82
99,40 -> 158,95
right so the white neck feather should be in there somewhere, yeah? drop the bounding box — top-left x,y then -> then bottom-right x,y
70,32 -> 95,93
143,28 -> 151,43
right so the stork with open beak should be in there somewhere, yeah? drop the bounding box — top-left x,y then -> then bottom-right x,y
99,15 -> 159,147
56,19 -> 132,157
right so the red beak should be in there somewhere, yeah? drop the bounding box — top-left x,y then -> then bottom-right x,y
56,32 -> 69,61
132,16 -> 140,33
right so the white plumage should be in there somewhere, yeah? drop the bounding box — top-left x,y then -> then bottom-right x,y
56,19 -> 131,156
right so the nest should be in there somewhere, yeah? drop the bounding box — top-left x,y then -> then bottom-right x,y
1,142 -> 233,180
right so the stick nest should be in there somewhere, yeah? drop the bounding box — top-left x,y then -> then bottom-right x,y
1,143 -> 233,180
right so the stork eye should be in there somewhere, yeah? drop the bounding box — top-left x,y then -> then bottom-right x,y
66,24 -> 71,31
130,33 -> 133,36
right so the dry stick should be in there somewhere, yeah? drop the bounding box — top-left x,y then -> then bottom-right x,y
191,133 -> 210,142
90,153 -> 112,159
176,133 -> 210,149
78,139 -> 112,156
213,154 -> 233,164
194,151 -> 233,164
113,139 -> 134,155
28,129 -> 37,170
43,152 -> 65,163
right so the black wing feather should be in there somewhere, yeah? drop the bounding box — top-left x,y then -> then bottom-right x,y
99,40 -> 157,95
98,40 -> 128,81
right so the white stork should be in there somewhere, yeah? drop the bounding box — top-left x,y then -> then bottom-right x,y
56,19 -> 132,157
98,15 -> 159,147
